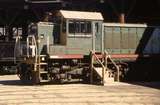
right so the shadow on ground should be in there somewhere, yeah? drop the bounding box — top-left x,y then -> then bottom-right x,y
0,76 -> 160,89
125,82 -> 160,90
0,80 -> 25,86
0,79 -> 85,86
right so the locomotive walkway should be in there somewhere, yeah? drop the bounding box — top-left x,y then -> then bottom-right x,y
0,75 -> 160,105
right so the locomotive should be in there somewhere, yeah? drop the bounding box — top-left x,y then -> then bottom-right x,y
1,10 -> 160,84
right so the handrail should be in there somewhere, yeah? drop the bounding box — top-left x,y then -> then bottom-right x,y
90,50 -> 120,84
105,51 -> 120,82
90,51 -> 106,84
14,35 -> 21,64
26,35 -> 38,71
91,51 -> 105,69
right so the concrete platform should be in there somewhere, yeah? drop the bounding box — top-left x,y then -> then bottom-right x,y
0,75 -> 160,105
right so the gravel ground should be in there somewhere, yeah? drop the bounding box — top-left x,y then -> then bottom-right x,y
0,75 -> 160,105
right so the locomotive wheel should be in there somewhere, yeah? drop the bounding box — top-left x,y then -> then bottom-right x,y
17,63 -> 32,84
82,67 -> 90,83
114,63 -> 129,81
17,63 -> 40,84
31,71 -> 40,85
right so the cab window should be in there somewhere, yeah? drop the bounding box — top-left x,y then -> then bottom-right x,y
69,20 -> 91,34
28,23 -> 37,35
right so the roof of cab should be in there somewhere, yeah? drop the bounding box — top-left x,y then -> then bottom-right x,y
59,10 -> 103,21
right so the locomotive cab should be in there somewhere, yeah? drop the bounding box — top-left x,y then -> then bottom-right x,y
48,10 -> 104,57
23,10 -> 104,57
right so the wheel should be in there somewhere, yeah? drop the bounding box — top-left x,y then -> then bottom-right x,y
31,71 -> 40,85
82,67 -> 90,83
17,63 -> 32,84
117,63 -> 129,81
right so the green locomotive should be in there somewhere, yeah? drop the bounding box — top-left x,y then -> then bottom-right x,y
5,10 -> 160,84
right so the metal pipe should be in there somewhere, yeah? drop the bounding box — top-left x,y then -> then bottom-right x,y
119,13 -> 125,23
90,51 -> 94,84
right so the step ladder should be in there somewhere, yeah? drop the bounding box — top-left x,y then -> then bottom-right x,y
90,51 -> 119,85
37,55 -> 50,83
93,67 -> 114,83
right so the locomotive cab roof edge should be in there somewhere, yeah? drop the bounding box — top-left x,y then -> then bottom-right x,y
59,10 -> 104,21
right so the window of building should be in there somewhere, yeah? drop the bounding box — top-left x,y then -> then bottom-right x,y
68,20 -> 92,35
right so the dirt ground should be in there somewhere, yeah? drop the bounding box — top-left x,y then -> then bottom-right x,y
0,75 -> 160,105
